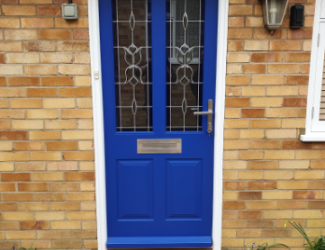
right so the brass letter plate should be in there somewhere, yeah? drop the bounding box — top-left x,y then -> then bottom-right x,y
137,139 -> 182,154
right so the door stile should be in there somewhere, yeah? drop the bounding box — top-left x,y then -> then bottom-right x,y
152,0 -> 167,136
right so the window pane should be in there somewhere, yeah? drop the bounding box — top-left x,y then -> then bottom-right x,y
166,0 -> 205,131
113,0 -> 152,132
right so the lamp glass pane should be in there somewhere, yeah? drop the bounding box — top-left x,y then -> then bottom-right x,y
267,0 -> 286,24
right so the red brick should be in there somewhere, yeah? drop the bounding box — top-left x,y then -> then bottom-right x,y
283,98 -> 307,107
223,201 -> 245,210
20,221 -> 49,230
1,173 -> 30,182
247,181 -> 277,190
242,109 -> 265,118
238,192 -> 262,200
65,172 -> 95,181
0,131 -> 28,140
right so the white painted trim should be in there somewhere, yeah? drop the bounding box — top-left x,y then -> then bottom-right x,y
88,2 -> 108,250
88,0 -> 228,249
212,0 -> 228,248
301,0 -> 325,141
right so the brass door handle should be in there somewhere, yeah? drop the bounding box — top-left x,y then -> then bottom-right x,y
194,99 -> 213,134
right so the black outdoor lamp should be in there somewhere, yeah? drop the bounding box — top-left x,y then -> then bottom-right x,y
261,0 -> 289,33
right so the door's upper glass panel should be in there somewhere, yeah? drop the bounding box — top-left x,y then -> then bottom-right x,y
166,0 -> 205,131
113,0 -> 152,132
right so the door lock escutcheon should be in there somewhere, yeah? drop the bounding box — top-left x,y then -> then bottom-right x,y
194,99 -> 213,134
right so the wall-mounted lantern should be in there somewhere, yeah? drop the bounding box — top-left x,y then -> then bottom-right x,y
261,0 -> 289,33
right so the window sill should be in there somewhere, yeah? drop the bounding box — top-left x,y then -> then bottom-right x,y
300,133 -> 325,142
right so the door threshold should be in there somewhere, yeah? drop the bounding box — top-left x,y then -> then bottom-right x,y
106,236 -> 212,248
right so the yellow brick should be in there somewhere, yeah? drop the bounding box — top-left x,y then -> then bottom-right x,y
67,212 -> 96,220
35,212 -> 65,221
0,18 -> 20,28
251,98 -> 283,107
79,141 -> 94,151
250,119 -> 281,129
33,173 -> 63,181
62,130 -> 94,140
267,86 -> 299,96
82,221 -> 96,230
58,65 -> 90,75
224,120 -> 249,129
61,109 -> 93,119
76,98 -> 92,108
278,181 -> 308,189
267,108 -> 298,118
295,171 -> 325,180
262,191 -> 292,199
307,220 -> 325,228
75,53 -> 90,63
224,161 -> 247,170
0,42 -> 22,52
7,53 -> 39,64
274,238 -> 304,247
12,120 -> 43,130
279,161 -> 309,169
265,129 -> 297,139
224,130 -> 239,139
40,53 -> 73,63
27,110 -> 58,119
81,202 -> 96,210
240,130 -> 264,139
0,162 -> 14,171
0,65 -> 23,75
0,88 -> 25,98
43,98 -> 75,109
264,171 -> 294,180
244,238 -> 275,246
227,64 -> 242,74
10,99 -> 42,109
224,140 -> 249,150
80,182 -> 95,191
246,201 -> 277,210
4,212 -> 34,221
238,171 -> 263,179
225,109 -> 241,118
296,151 -> 325,159
6,231 -> 35,240
222,239 -> 244,247
25,65 -> 56,75
282,119 -> 306,128
4,30 -> 37,40
51,221 -> 81,230
0,152 -> 29,161
77,119 -> 93,129
242,87 -> 265,96
244,40 -> 269,50
239,151 -> 263,160
79,162 -> 94,171
293,210 -> 323,219
222,229 -> 236,238
264,151 -> 295,159
263,211 -> 292,219
227,53 -> 250,62
45,120 -> 76,130
292,229 -> 322,238
223,191 -> 238,200
0,142 -> 12,151
29,131 -> 60,140
252,75 -> 283,85
19,203 -> 48,211
75,76 -> 91,86
223,151 -> 239,160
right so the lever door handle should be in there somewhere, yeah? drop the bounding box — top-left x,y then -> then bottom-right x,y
193,99 -> 213,134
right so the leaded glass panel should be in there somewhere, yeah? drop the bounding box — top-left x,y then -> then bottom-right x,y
113,0 -> 152,131
166,0 -> 205,131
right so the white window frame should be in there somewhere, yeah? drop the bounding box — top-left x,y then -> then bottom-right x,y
301,0 -> 325,141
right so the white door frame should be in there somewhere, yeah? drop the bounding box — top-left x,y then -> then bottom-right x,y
88,1 -> 229,249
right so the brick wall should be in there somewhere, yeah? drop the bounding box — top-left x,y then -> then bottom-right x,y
0,0 -> 96,249
222,0 -> 322,249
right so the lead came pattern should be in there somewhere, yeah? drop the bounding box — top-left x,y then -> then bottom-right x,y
167,0 -> 205,131
113,0 -> 152,131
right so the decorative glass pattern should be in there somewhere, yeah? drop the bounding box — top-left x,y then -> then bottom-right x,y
113,0 -> 152,131
166,0 -> 205,131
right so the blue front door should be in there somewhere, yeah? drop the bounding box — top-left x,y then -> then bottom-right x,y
99,0 -> 218,248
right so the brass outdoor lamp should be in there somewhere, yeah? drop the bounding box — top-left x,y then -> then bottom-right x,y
261,0 -> 289,33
